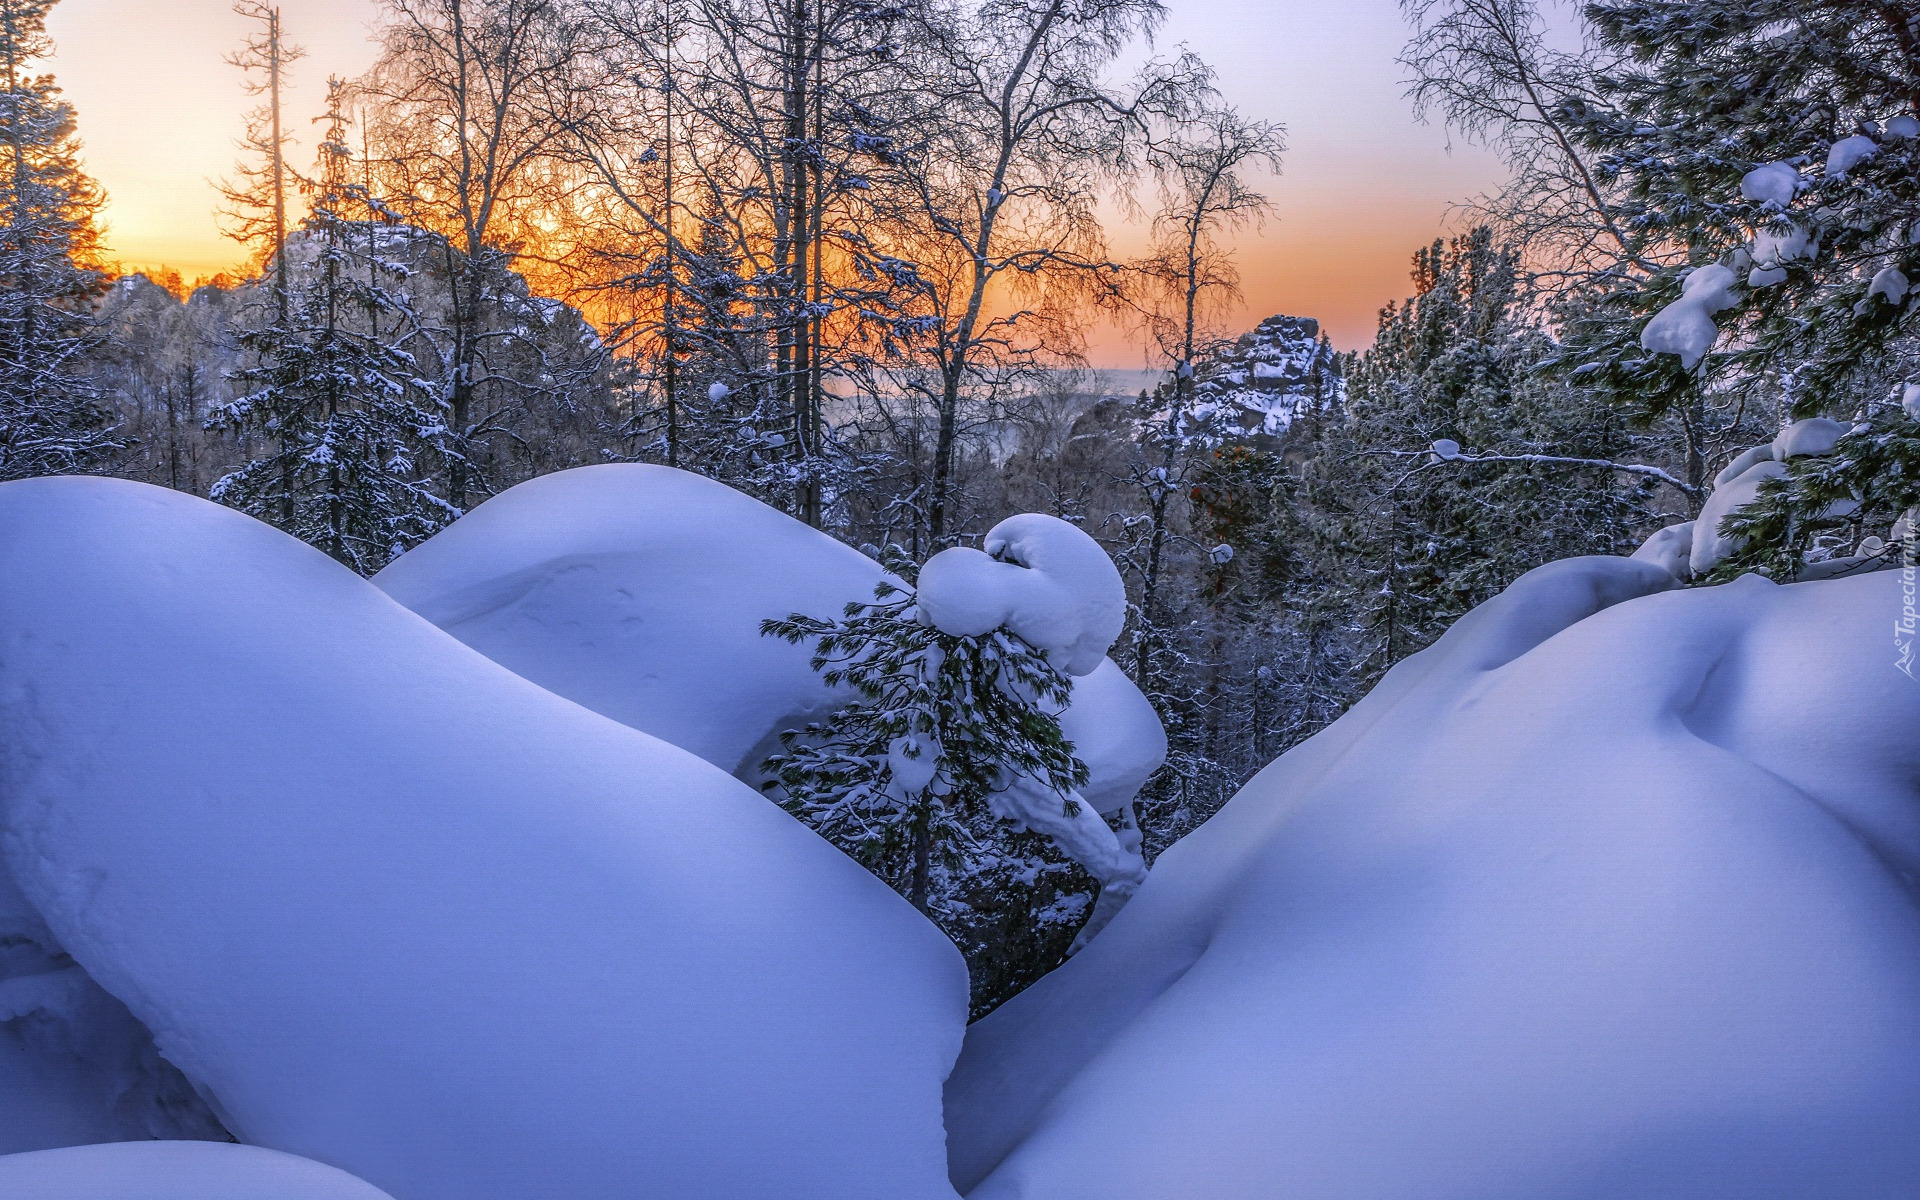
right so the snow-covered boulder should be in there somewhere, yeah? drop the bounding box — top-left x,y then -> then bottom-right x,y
0,935 -> 226,1156
1628,519 -> 1693,580
374,465 -> 883,779
376,469 -> 1162,946
0,477 -> 965,1200
946,558 -> 1920,1199
0,1142 -> 394,1200
375,467 -> 1161,807
375,465 -> 1165,826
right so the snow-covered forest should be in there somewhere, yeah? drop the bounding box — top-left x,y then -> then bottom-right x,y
3,0 -> 1919,1195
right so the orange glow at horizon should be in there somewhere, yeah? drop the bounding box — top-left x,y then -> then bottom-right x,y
47,0 -> 1501,358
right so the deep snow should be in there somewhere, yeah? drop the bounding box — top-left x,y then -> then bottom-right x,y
945,557 -> 1920,1198
0,476 -> 965,1200
372,465 -> 1166,900
3,468 -> 1915,1200
373,466 -> 1165,808
0,1142 -> 396,1200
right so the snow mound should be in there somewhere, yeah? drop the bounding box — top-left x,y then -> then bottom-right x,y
1740,161 -> 1801,206
374,465 -> 885,779
1827,134 -> 1879,177
1713,442 -> 1775,487
374,466 -> 1162,813
1,852 -> 227,1156
1691,458 -> 1786,574
1056,660 -> 1168,815
1628,519 -> 1693,580
1641,264 -> 1739,368
918,514 -> 1126,677
946,558 -> 1920,1199
0,1142 -> 394,1200
0,477 -> 965,1200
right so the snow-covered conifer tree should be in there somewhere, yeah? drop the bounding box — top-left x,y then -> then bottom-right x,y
1278,229 -> 1657,676
762,556 -> 1095,1015
209,80 -> 454,572
0,0 -> 117,480
1564,0 -> 1920,574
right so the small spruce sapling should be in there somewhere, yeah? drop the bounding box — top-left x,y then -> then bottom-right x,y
761,550 -> 1094,1016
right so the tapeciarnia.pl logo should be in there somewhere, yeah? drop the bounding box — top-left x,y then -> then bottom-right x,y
1899,540 -> 1916,679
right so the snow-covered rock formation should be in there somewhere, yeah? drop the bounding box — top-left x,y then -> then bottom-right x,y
373,466 -> 1167,907
1184,314 -> 1342,439
6,466 -> 1917,1200
946,556 -> 1920,1198
0,476 -> 966,1200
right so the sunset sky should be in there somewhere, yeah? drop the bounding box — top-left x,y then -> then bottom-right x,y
45,0 -> 1503,362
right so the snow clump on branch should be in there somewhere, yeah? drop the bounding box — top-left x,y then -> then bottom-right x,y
1740,161 -> 1802,207
916,514 -> 1126,677
1641,264 -> 1741,368
1826,134 -> 1879,178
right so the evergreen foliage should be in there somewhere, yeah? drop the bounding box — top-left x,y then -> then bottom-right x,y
762,557 -> 1095,1016
0,0 -> 116,481
1282,229 -> 1655,677
208,83 -> 455,573
1563,0 -> 1920,570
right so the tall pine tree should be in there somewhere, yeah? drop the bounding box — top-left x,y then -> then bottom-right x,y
210,80 -> 455,572
0,0 -> 115,481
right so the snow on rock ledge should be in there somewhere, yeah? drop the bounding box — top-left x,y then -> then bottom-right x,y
917,514 -> 1126,677
373,465 -> 887,780
0,1142 -> 395,1200
374,468 -> 1156,802
0,477 -> 966,1200
946,558 -> 1920,1199
375,469 -> 1159,944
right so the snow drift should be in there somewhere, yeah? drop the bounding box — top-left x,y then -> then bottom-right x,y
373,465 -> 890,780
0,476 -> 965,1200
0,1142 -> 395,1200
374,466 -> 1163,806
372,465 -> 1165,903
946,556 -> 1920,1199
